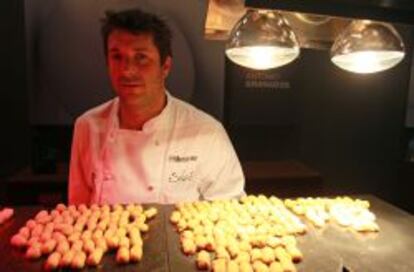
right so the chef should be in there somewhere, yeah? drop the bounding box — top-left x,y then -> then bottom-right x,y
68,8 -> 245,204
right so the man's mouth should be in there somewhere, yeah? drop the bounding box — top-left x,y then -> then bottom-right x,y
120,82 -> 143,87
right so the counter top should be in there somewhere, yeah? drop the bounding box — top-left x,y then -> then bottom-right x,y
0,195 -> 413,271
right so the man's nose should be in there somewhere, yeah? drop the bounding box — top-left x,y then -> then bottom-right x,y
121,57 -> 137,73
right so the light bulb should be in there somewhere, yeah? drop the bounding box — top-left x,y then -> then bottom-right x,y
226,9 -> 300,70
331,20 -> 405,74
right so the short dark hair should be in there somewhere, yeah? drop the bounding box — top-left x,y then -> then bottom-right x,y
101,9 -> 172,64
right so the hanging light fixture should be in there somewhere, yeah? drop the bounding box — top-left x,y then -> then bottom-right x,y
225,9 -> 300,70
331,20 -> 405,74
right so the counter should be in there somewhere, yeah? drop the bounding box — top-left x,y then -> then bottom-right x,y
0,195 -> 413,271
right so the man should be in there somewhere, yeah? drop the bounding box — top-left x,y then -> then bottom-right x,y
68,9 -> 245,204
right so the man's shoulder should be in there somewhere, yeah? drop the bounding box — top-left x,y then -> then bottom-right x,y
75,98 -> 116,127
171,96 -> 222,130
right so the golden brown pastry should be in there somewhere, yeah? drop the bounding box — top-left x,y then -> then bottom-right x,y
252,260 -> 269,272
130,244 -> 143,262
227,260 -> 239,272
10,234 -> 27,248
86,247 -> 104,266
44,252 -> 61,271
83,239 -> 95,254
60,250 -> 75,267
41,239 -> 57,255
25,244 -> 42,260
269,261 -> 283,272
196,250 -> 211,270
116,246 -> 130,264
182,238 -> 197,255
239,261 -> 254,272
71,251 -> 86,269
212,258 -> 227,272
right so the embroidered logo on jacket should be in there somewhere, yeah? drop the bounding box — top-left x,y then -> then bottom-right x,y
168,155 -> 197,162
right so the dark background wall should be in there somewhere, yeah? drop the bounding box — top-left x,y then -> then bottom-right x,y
226,26 -> 414,211
0,0 -> 30,179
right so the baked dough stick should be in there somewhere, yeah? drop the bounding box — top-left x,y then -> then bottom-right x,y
285,245 -> 303,263
118,236 -> 130,248
60,250 -> 75,268
106,235 -> 119,249
251,248 -> 262,262
95,238 -> 108,253
239,261 -> 254,272
55,240 -> 70,255
144,207 -> 158,219
195,234 -> 208,250
227,260 -> 239,272
212,258 -> 227,272
252,260 -> 269,272
196,250 -> 211,270
41,239 -> 57,255
266,237 -> 282,249
87,247 -> 104,266
274,247 -> 296,272
31,224 -> 44,237
281,236 -> 296,247
0,208 -> 14,224
71,240 -> 84,252
71,251 -> 87,269
182,238 -> 197,255
261,247 -> 275,265
269,261 -> 283,272
25,244 -> 42,260
83,239 -> 95,254
235,251 -> 251,264
10,234 -> 27,248
130,244 -> 143,262
227,242 -> 240,259
215,246 -> 230,259
130,234 -> 143,248
170,211 -> 181,224
18,226 -> 30,239
138,222 -> 149,233
44,252 -> 61,271
116,246 -> 130,264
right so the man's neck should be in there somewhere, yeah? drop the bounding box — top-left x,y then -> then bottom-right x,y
118,93 -> 167,130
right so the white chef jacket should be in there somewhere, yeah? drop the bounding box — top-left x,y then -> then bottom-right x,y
68,92 -> 245,205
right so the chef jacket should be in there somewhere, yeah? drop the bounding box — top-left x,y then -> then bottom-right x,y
68,92 -> 245,204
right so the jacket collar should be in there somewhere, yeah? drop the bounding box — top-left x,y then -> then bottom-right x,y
107,90 -> 173,134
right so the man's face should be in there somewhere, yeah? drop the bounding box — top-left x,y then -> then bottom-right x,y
107,29 -> 171,107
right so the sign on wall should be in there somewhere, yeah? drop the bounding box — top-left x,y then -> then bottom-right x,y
225,58 -> 300,127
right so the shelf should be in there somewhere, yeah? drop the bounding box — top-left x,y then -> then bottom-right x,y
246,0 -> 414,25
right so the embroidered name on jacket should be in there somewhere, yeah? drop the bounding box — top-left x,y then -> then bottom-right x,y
168,170 -> 194,183
168,155 -> 197,162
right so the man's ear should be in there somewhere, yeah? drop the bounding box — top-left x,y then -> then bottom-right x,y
162,56 -> 172,79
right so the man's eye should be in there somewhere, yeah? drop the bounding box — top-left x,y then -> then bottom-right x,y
135,54 -> 148,63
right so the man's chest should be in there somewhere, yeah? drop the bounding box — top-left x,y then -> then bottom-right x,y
98,131 -> 203,183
